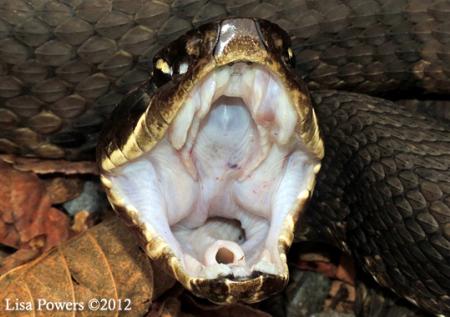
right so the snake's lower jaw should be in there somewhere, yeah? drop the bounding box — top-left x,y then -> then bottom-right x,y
101,63 -> 321,303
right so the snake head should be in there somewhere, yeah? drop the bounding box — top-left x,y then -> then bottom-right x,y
98,18 -> 324,303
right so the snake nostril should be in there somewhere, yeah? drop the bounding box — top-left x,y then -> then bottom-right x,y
216,247 -> 235,264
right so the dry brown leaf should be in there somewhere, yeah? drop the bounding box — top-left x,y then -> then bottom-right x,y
0,162 -> 70,251
0,217 -> 175,317
0,155 -> 98,175
44,177 -> 84,204
0,248 -> 41,275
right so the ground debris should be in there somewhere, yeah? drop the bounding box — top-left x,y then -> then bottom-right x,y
0,161 -> 71,252
0,217 -> 171,317
71,210 -> 97,233
63,180 -> 108,216
44,176 -> 84,204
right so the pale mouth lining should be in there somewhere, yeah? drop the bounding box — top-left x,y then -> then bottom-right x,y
107,63 -> 317,279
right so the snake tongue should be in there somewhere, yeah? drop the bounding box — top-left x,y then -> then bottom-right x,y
106,63 -> 318,280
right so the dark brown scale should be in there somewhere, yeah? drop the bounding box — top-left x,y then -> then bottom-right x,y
49,131 -> 86,148
0,76 -> 23,98
54,17 -> 94,46
31,78 -> 69,102
27,111 -> 62,134
115,69 -> 149,93
0,38 -> 30,64
14,17 -> 50,47
158,17 -> 192,43
5,95 -> 42,117
135,2 -> 171,29
33,144 -> 64,159
72,110 -> 105,134
0,1 -> 32,27
77,36 -> 117,64
171,0 -> 206,19
35,40 -> 74,66
192,3 -> 226,26
111,0 -> 142,15
9,127 -> 41,149
49,94 -> 86,119
75,0 -> 111,23
95,11 -> 133,40
94,91 -> 124,116
12,60 -> 49,84
55,61 -> 92,84
75,73 -> 110,99
118,26 -> 156,56
98,51 -> 133,77
0,108 -> 18,129
39,1 -> 72,27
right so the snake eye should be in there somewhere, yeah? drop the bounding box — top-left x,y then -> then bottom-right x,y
153,58 -> 173,87
156,58 -> 173,76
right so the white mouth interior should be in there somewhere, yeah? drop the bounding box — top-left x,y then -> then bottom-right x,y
108,63 -> 316,279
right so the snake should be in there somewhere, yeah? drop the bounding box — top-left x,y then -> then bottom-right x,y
0,1 -> 449,316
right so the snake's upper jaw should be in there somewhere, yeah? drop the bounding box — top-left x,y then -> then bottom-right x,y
101,62 -> 322,303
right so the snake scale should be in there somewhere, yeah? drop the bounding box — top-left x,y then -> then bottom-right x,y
0,0 -> 449,316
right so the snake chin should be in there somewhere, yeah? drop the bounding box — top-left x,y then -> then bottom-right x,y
104,63 -> 319,284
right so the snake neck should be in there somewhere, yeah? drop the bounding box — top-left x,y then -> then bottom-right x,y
302,90 -> 450,316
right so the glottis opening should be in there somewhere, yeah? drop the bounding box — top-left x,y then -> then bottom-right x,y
106,63 -> 318,279
217,247 -> 235,264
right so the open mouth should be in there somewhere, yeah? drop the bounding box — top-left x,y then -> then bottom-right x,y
105,62 -> 318,280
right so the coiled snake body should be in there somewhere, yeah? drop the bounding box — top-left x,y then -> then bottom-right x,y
0,1 -> 449,315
